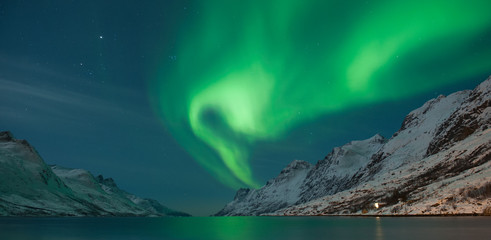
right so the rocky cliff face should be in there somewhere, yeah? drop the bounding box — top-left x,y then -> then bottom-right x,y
217,76 -> 491,216
0,131 -> 189,217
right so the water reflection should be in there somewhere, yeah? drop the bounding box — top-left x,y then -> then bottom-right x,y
163,216 -> 379,240
375,217 -> 384,240
1,216 -> 491,240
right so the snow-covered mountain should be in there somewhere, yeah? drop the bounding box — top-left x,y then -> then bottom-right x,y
216,76 -> 491,216
0,131 -> 189,217
215,160 -> 312,216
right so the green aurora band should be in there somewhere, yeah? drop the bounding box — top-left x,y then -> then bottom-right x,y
153,0 -> 491,189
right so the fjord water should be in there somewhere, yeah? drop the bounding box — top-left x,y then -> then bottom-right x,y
1,216 -> 490,240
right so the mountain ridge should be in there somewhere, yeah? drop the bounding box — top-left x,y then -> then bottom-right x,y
216,75 -> 491,216
0,131 -> 189,217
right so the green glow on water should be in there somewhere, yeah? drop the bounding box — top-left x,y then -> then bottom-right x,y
153,0 -> 491,188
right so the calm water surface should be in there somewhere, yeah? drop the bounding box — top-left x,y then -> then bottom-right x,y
1,216 -> 490,240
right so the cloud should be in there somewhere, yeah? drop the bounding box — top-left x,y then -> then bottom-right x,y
0,55 -> 155,128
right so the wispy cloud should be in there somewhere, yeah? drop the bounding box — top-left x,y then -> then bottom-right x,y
0,55 -> 157,128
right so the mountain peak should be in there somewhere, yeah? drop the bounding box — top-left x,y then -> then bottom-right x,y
370,133 -> 385,142
0,131 -> 14,142
96,175 -> 118,188
233,188 -> 251,201
279,160 -> 312,175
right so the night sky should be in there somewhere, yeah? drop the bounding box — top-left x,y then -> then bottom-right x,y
1,1 -> 491,216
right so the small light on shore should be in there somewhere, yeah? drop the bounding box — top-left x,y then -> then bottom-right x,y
374,202 -> 379,209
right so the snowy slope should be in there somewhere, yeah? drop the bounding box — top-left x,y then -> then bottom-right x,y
274,129 -> 491,216
0,131 -> 89,216
218,75 -> 491,216
0,132 -> 189,217
298,134 -> 386,204
215,160 -> 312,216
50,165 -> 147,216
215,134 -> 385,216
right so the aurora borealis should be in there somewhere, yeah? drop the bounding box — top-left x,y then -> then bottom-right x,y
2,0 -> 491,216
153,0 -> 491,189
